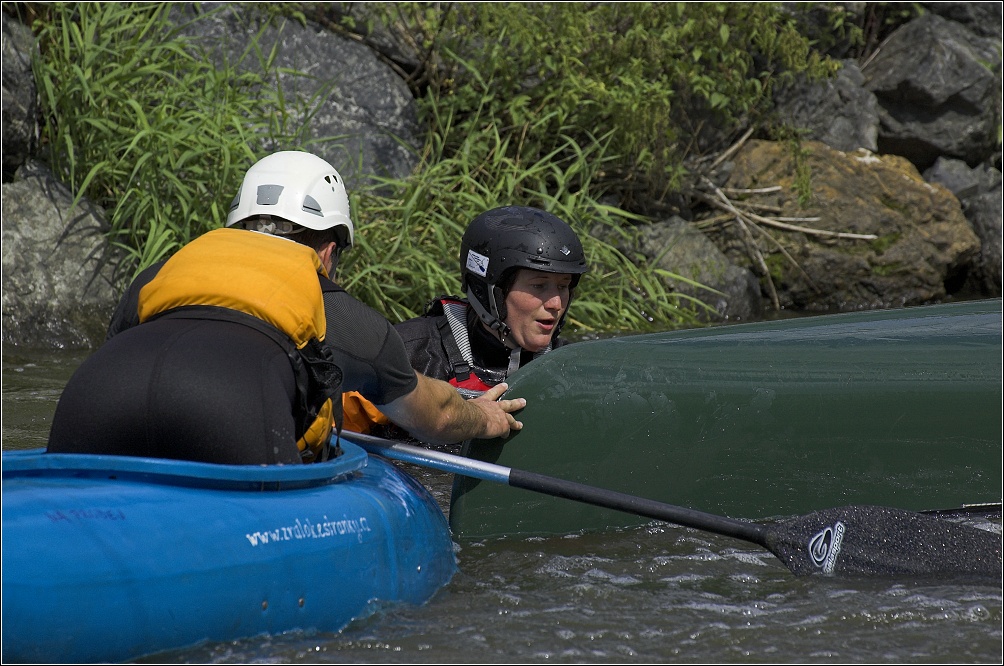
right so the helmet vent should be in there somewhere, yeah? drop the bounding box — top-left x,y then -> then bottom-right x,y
301,195 -> 323,216
255,184 -> 284,205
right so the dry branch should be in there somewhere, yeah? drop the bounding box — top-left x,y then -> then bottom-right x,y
687,174 -> 875,310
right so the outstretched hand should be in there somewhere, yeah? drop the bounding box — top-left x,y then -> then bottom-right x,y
470,382 -> 526,439
380,375 -> 527,446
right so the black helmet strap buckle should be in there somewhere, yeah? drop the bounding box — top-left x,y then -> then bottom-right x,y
467,286 -> 517,350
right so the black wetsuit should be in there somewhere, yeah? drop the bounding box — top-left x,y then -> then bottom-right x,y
47,262 -> 417,465
394,297 -> 566,390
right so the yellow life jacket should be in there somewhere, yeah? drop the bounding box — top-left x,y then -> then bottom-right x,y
138,227 -> 339,460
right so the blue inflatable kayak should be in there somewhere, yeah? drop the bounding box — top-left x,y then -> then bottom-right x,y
1,441 -> 456,663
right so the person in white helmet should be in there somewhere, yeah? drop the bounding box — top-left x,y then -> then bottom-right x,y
48,151 -> 525,465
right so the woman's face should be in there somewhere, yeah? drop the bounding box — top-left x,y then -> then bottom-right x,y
502,269 -> 573,351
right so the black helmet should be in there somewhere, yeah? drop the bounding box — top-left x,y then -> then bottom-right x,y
459,206 -> 587,346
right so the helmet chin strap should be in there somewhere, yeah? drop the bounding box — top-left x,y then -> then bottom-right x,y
466,286 -> 520,351
505,346 -> 522,378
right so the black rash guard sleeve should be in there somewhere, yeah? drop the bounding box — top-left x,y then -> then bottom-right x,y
321,290 -> 418,405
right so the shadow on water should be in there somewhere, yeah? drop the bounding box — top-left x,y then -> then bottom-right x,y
2,348 -> 90,450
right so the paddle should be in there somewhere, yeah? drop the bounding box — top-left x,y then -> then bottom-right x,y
350,432 -> 1003,580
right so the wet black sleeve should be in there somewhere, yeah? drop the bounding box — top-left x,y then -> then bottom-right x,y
322,290 -> 418,405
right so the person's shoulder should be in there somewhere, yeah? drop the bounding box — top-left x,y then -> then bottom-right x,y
394,296 -> 461,337
320,282 -> 398,336
106,261 -> 167,340
394,309 -> 443,343
319,274 -> 346,295
134,261 -> 166,285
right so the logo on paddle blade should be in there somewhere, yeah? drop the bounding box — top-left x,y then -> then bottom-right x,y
808,521 -> 845,574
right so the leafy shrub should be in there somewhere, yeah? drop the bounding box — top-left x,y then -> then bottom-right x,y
357,3 -> 837,203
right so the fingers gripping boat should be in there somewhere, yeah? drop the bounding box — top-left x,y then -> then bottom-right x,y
1,442 -> 456,663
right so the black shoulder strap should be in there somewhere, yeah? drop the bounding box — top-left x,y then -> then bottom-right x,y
297,337 -> 343,462
437,317 -> 471,382
433,298 -> 474,383
315,275 -> 351,460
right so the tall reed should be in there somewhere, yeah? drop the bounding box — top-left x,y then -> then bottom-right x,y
30,3 -> 306,280
341,102 -> 709,335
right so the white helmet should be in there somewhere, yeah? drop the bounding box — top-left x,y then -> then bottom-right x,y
226,151 -> 354,247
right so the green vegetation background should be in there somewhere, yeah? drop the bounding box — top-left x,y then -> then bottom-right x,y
24,2 -> 899,334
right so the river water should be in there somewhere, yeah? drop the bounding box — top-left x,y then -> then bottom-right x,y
3,348 -> 1002,664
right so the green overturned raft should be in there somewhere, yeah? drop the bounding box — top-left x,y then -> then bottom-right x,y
449,299 -> 1003,539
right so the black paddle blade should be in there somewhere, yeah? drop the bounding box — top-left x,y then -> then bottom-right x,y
763,505 -> 1002,579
